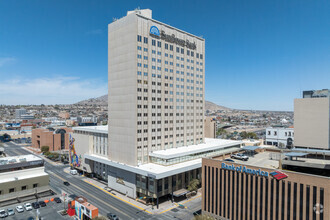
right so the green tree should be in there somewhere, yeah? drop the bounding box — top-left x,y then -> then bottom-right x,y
187,179 -> 200,193
216,128 -> 227,137
41,146 -> 49,153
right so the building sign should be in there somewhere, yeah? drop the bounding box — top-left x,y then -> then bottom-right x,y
149,26 -> 160,36
150,26 -> 197,50
270,171 -> 288,180
221,163 -> 269,177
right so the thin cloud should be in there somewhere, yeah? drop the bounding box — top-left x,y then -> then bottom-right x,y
0,57 -> 16,67
0,76 -> 107,105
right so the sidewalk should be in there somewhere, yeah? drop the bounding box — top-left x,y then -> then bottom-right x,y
63,167 -> 201,215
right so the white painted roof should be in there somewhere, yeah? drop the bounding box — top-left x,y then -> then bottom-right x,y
149,138 -> 241,159
85,154 -> 201,179
73,126 -> 108,134
0,154 -> 42,165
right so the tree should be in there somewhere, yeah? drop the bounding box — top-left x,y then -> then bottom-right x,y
216,128 -> 227,137
41,146 -> 49,153
187,179 -> 200,193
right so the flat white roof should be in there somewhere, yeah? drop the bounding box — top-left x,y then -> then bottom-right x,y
73,126 -> 108,134
0,167 -> 48,183
85,154 -> 201,179
149,138 -> 241,159
0,154 -> 42,165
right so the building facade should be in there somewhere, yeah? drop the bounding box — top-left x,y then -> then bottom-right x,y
32,127 -> 72,151
294,89 -> 330,150
108,9 -> 205,166
265,127 -> 294,148
202,158 -> 330,220
0,155 -> 49,198
204,117 -> 216,139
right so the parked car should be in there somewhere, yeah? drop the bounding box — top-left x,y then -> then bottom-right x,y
32,202 -> 40,209
24,203 -> 33,211
224,158 -> 235,162
63,181 -> 70,186
70,169 -> 78,175
16,205 -> 24,213
107,213 -> 119,220
38,201 -> 47,207
7,208 -> 15,216
230,153 -> 249,161
54,197 -> 62,203
0,210 -> 8,218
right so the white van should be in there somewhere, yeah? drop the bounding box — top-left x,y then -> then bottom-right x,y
70,169 -> 78,175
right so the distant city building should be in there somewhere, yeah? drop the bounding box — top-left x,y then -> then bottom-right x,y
77,116 -> 97,126
32,127 -> 72,151
204,117 -> 216,138
20,114 -> 35,120
15,108 -> 26,119
59,111 -> 70,119
265,127 -> 294,148
294,89 -> 330,150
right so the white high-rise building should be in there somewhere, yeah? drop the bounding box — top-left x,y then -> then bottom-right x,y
108,9 -> 205,166
73,9 -> 242,205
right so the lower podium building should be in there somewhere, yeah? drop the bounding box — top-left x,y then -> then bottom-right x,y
202,158 -> 330,220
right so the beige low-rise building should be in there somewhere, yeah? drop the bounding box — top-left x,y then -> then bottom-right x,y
204,117 -> 216,138
0,155 -> 49,199
294,89 -> 330,150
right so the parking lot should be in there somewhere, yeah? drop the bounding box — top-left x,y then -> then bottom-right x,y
0,197 -> 72,220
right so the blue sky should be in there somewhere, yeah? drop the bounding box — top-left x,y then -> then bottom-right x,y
0,0 -> 329,110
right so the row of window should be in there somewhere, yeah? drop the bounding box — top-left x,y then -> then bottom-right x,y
137,35 -> 203,59
204,167 -> 325,220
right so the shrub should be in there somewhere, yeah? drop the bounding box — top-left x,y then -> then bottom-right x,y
41,146 -> 49,153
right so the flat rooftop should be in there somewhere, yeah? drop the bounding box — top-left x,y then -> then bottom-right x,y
149,138 -> 242,159
73,126 -> 108,134
85,154 -> 202,179
0,154 -> 42,166
0,167 -> 48,184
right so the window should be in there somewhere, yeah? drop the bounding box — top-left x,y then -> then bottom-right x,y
157,41 -> 161,47
137,46 -> 142,50
165,43 -> 168,49
143,37 -> 148,44
21,185 -> 27,190
170,45 -> 173,51
137,35 -> 142,42
9,188 -> 15,193
152,39 -> 156,46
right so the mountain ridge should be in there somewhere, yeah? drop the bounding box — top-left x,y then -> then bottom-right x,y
76,95 -> 230,111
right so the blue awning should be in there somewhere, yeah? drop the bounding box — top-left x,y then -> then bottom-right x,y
242,146 -> 260,151
285,152 -> 308,157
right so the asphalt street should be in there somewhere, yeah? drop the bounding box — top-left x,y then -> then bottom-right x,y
1,142 -> 200,220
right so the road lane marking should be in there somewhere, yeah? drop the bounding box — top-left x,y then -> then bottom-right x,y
83,180 -> 153,214
49,171 -> 133,219
181,195 -> 201,204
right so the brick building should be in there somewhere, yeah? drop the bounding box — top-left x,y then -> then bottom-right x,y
32,127 -> 72,151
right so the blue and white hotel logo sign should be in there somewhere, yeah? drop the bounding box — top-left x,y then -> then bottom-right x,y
150,26 -> 160,36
